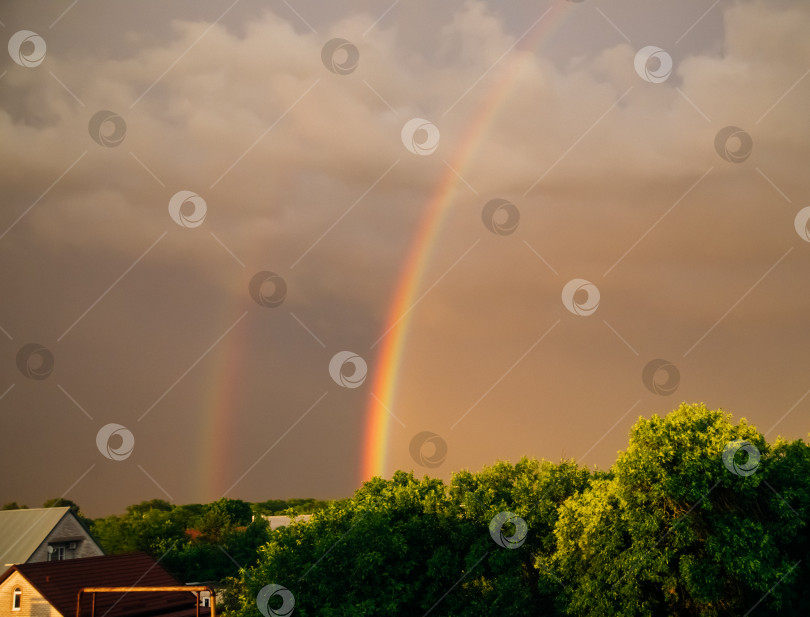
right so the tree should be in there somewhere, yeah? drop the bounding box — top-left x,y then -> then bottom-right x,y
81,403 -> 810,613
43,497 -> 81,513
226,463 -> 584,617
197,507 -> 234,544
450,458 -> 592,613
194,499 -> 251,544
209,498 -> 254,527
92,507 -> 187,556
91,497 -> 269,584
91,514 -> 138,554
252,498 -> 330,517
223,404 -> 809,616
172,503 -> 206,529
126,499 -> 173,516
223,517 -> 272,569
163,517 -> 272,584
550,403 -> 809,616
2,502 -> 28,510
43,497 -> 92,527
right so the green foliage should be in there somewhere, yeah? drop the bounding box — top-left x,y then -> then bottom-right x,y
209,498 -> 254,527
126,499 -> 174,516
227,462 -> 590,617
91,498 -> 277,583
223,404 -> 810,617
43,497 -> 79,509
92,506 -> 187,555
1,502 -> 28,510
550,403 -> 809,616
81,403 -> 810,614
251,498 -> 330,516
172,503 -> 207,528
160,518 -> 271,583
43,497 -> 92,527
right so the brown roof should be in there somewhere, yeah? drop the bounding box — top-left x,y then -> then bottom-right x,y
0,553 -> 203,617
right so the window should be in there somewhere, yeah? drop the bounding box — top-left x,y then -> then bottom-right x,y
12,588 -> 21,611
48,545 -> 65,561
202,597 -> 210,608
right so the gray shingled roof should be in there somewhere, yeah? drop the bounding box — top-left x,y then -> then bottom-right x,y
0,507 -> 70,565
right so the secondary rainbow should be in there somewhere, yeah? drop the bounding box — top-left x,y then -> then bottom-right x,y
201,303 -> 250,500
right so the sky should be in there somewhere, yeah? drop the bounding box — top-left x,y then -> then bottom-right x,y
1,0 -> 809,517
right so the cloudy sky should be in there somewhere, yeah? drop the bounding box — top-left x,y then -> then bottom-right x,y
1,0 -> 809,517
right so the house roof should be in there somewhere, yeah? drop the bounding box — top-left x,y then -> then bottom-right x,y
259,514 -> 313,530
0,553 -> 202,617
0,507 -> 72,565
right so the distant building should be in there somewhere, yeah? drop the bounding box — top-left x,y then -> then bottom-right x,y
0,508 -> 103,567
254,514 -> 313,530
182,585 -> 222,609
197,589 -> 213,609
0,552 -> 205,617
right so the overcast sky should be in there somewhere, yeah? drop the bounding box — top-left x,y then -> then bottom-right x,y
1,0 -> 809,517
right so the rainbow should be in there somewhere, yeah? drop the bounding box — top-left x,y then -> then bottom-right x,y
201,302 -> 250,500
360,3 -> 575,481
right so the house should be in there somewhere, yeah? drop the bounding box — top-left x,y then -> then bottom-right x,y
0,508 -> 103,566
0,552 -> 209,617
182,585 -> 222,610
254,514 -> 312,530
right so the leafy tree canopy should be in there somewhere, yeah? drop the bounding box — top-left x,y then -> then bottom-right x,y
43,497 -> 92,528
1,502 -> 28,510
224,404 -> 809,617
251,498 -> 330,516
226,460 -> 590,617
90,497 -> 288,583
548,403 -> 809,616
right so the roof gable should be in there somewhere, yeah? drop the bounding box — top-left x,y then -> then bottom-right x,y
0,507 -> 71,565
